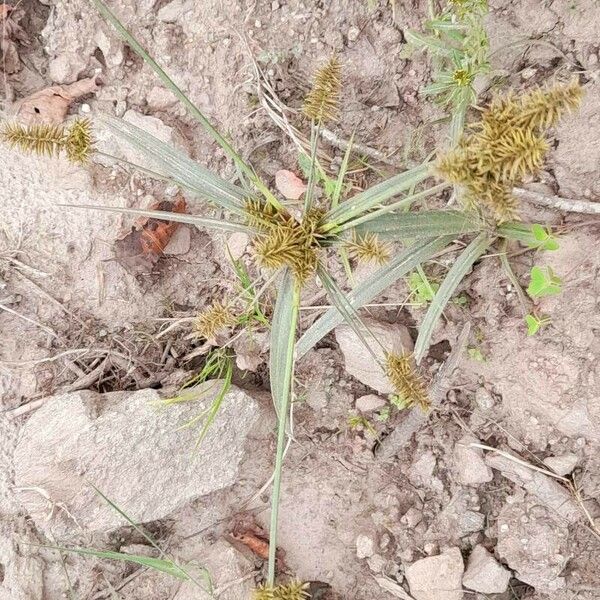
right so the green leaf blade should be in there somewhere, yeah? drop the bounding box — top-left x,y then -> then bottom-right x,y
296,236 -> 454,358
353,209 -> 482,240
413,232 -> 492,364
325,163 -> 432,226
46,546 -> 189,580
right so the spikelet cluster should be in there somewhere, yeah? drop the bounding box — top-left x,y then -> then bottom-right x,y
385,353 -> 430,411
193,300 -> 237,341
303,56 -> 341,123
1,118 -> 94,164
437,81 -> 582,222
249,200 -> 327,284
253,581 -> 309,600
64,118 -> 94,164
346,232 -> 390,265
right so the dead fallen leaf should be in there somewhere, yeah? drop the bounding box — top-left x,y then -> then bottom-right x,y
0,4 -> 27,75
275,169 -> 307,200
229,531 -> 270,560
228,516 -> 286,567
10,77 -> 101,125
114,196 -> 187,276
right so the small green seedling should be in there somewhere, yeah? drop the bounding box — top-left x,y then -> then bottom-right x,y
374,406 -> 391,422
348,413 -> 378,438
467,346 -> 486,362
528,224 -> 559,251
408,269 -> 440,305
525,313 -> 552,336
527,266 -> 562,298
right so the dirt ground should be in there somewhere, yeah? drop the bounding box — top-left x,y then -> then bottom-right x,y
1,0 -> 599,599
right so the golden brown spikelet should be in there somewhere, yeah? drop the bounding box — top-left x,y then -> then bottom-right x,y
303,56 -> 341,123
436,81 -> 582,222
244,198 -> 280,231
251,207 -> 326,284
1,122 -> 65,157
511,80 -> 584,131
253,584 -> 275,600
193,300 -> 237,341
346,231 -> 390,265
478,126 -> 548,182
64,118 -> 94,164
274,580 -> 310,600
385,353 -> 430,411
253,581 -> 309,600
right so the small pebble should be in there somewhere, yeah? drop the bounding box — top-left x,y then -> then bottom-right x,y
347,26 -> 360,42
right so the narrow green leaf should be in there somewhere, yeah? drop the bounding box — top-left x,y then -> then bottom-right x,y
449,90 -> 471,144
63,203 -> 253,234
44,546 -> 189,580
324,163 -> 432,227
296,236 -> 453,358
331,135 -> 354,209
269,269 -> 299,418
404,29 -> 454,56
99,115 -> 248,216
353,209 -> 482,240
414,233 -> 492,363
91,0 -> 281,209
267,268 -> 300,585
317,265 -> 380,361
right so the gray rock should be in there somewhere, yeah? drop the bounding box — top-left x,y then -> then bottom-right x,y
13,384 -> 259,532
401,507 -> 423,528
147,86 -> 178,111
164,225 -> 191,256
157,0 -> 193,23
497,493 -> 569,593
544,453 -> 578,476
226,232 -> 249,260
427,491 -> 485,541
335,317 -> 413,394
474,387 -> 495,411
463,545 -> 511,594
485,454 -> 580,523
453,436 -> 493,485
355,394 -> 386,413
356,534 -> 376,559
405,547 -> 464,600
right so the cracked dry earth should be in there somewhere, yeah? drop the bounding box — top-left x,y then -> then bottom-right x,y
1,1 -> 600,599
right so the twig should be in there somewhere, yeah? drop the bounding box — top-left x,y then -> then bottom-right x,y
5,359 -> 109,420
320,127 -> 397,166
377,322 -> 471,461
0,302 -> 58,338
514,187 -> 600,215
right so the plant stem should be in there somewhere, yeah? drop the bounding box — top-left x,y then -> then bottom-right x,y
267,283 -> 300,586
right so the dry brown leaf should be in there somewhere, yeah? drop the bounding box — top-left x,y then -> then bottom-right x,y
0,4 -> 27,75
275,169 -> 307,200
10,77 -> 101,125
114,196 -> 187,276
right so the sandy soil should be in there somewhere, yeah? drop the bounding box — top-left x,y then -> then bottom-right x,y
1,0 -> 599,599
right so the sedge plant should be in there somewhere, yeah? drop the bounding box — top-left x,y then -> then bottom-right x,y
0,0 -> 583,593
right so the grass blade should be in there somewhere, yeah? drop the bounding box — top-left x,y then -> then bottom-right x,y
44,546 -> 189,580
352,209 -> 482,240
296,236 -> 453,358
91,0 -> 281,209
267,268 -> 300,585
316,265 -> 380,361
413,232 -> 492,363
324,163 -> 432,227
330,135 -> 353,209
63,203 -> 253,234
99,115 -> 248,216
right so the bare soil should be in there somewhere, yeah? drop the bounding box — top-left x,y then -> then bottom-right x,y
1,1 -> 599,599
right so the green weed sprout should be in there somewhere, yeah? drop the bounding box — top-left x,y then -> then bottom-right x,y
1,0 -> 582,590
